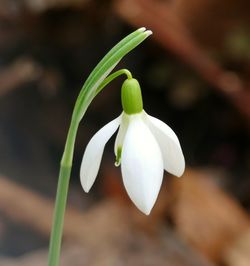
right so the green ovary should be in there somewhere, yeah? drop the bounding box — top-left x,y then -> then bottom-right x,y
121,78 -> 143,114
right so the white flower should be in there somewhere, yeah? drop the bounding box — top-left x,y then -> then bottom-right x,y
80,110 -> 185,215
80,78 -> 185,215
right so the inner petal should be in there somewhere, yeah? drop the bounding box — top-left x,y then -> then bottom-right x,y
114,112 -> 129,159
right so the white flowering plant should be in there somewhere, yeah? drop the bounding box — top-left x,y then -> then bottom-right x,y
48,28 -> 185,266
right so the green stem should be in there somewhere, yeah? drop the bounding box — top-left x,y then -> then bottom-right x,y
47,69 -> 131,266
48,120 -> 78,266
95,69 -> 132,95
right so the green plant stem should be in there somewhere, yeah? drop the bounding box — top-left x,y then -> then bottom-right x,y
47,69 -> 131,266
48,120 -> 78,266
95,69 -> 132,95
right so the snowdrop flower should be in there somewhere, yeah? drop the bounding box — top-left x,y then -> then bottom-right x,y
80,78 -> 185,215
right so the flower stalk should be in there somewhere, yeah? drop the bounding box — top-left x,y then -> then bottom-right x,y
48,70 -> 131,266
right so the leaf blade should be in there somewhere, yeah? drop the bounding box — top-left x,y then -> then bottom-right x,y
72,28 -> 152,122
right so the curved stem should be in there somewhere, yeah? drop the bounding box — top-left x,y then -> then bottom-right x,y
95,69 -> 132,95
47,69 -> 131,266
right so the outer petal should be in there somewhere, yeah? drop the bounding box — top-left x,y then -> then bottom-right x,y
146,113 -> 185,177
80,116 -> 121,192
121,114 -> 164,215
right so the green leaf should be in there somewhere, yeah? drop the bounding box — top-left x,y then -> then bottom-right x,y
72,27 -> 152,122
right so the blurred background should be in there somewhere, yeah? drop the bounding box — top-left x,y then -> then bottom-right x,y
0,0 -> 249,265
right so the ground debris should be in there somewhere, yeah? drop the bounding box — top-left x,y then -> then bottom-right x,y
0,176 -> 214,266
169,169 -> 250,263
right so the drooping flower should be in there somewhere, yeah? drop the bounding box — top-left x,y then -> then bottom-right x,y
80,78 -> 185,215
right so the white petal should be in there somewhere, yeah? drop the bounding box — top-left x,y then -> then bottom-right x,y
146,114 -> 185,177
121,114 -> 164,215
80,116 -> 121,192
